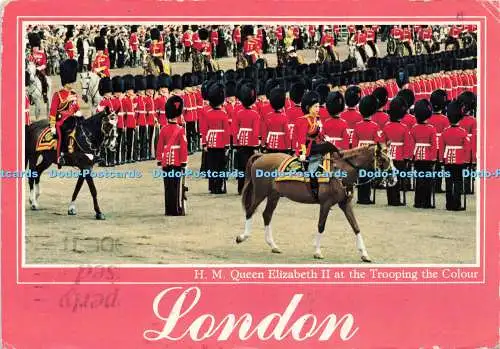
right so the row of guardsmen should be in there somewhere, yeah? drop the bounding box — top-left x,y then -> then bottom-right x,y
152,72 -> 476,215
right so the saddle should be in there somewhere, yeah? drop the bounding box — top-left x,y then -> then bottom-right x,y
275,154 -> 332,184
35,127 -> 57,152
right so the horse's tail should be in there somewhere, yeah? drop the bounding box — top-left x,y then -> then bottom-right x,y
241,153 -> 263,213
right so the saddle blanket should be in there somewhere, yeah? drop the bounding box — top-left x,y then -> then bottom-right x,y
35,127 -> 57,152
274,155 -> 333,184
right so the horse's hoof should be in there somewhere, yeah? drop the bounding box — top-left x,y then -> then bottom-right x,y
68,209 -> 76,216
271,248 -> 282,254
236,235 -> 245,244
95,213 -> 106,220
313,253 -> 324,259
361,256 -> 372,263
31,204 -> 38,211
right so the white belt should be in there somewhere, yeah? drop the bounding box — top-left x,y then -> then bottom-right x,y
185,107 -> 197,111
170,145 -> 180,149
267,131 -> 285,143
359,140 -> 375,145
415,143 -> 430,147
208,130 -> 224,134
325,136 -> 342,142
137,111 -> 146,114
390,142 -> 404,146
444,145 -> 462,158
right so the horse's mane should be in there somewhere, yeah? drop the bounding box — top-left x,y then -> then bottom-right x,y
339,145 -> 375,160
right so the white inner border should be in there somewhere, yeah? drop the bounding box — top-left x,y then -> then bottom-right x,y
17,17 -> 486,285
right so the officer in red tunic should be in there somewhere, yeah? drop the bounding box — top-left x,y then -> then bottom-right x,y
121,74 -> 136,163
155,73 -> 171,129
201,83 -> 231,194
340,85 -> 363,148
428,89 -> 450,193
439,100 -> 471,211
371,87 -> 390,128
129,25 -> 139,67
210,26 -> 219,58
322,92 -> 349,150
352,95 -> 385,204
181,73 -> 198,154
409,100 -> 437,209
262,87 -> 291,154
418,25 -> 434,54
398,89 -> 417,131
242,25 -> 261,65
64,26 -> 77,60
383,97 -> 412,206
457,91 -> 477,194
149,28 -> 164,59
134,75 -> 148,161
92,36 -> 111,78
401,25 -> 413,55
49,59 -> 82,168
145,75 -> 157,160
286,81 -> 306,150
27,32 -> 49,102
156,95 -> 188,216
319,27 -> 336,61
232,83 -> 260,194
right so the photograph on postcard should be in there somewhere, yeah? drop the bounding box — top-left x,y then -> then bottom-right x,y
22,22 -> 479,265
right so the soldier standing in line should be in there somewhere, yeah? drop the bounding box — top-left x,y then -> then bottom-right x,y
111,76 -> 124,165
121,74 -> 136,163
339,85 -> 363,148
145,75 -> 158,160
134,75 -> 148,161
156,95 -> 188,216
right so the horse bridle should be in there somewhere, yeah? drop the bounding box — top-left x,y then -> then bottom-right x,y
78,111 -> 117,153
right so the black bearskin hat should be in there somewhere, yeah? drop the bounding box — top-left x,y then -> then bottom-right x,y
94,36 -> 106,51
301,91 -> 320,115
207,83 -> 225,108
99,27 -> 107,37
372,87 -> 389,109
241,25 -> 254,38
457,91 -> 476,115
198,28 -> 209,41
326,91 -> 345,116
182,72 -> 193,88
28,32 -> 41,48
414,99 -> 433,123
171,74 -> 183,91
201,80 -> 215,100
397,89 -> 415,110
344,85 -> 362,107
112,76 -> 124,93
146,75 -> 157,90
358,95 -> 378,119
98,77 -> 113,96
122,74 -> 135,92
224,69 -> 236,82
59,59 -> 78,86
388,97 -> 407,122
269,87 -> 286,111
315,84 -> 330,105
446,100 -> 464,125
165,95 -> 184,119
430,89 -> 448,112
134,75 -> 146,91
131,25 -> 138,33
289,82 -> 306,104
157,73 -> 172,90
150,28 -> 160,41
264,79 -> 280,100
239,83 -> 257,108
225,80 -> 237,98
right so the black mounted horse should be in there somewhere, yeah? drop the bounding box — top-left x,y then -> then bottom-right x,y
25,108 -> 117,220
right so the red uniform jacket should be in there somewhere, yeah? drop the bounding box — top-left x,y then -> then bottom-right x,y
401,113 -> 417,131
149,40 -> 164,58
293,27 -> 300,39
365,28 -> 375,42
262,110 -> 290,150
232,108 -> 260,147
96,96 -> 113,113
64,40 -> 76,59
351,120 -> 385,148
402,28 -> 412,41
144,95 -> 156,126
156,122 -> 188,167
427,113 -> 450,154
49,89 -> 80,127
348,25 -> 356,34
449,25 -> 461,39
182,92 -> 198,123
318,107 -> 330,126
201,108 -> 231,148
198,103 -> 212,146
354,31 -> 367,46
28,49 -> 47,71
320,34 -> 334,46
286,104 -> 303,148
458,115 -> 477,163
439,125 -> 471,164
182,31 -> 192,47
243,38 -> 261,63
340,108 -> 363,145
275,27 -> 284,41
135,94 -> 147,126
233,27 -> 241,43
210,30 -> 219,45
419,27 -> 433,41
322,116 -> 349,150
257,29 -> 263,46
25,95 -> 31,126
371,111 -> 390,129
129,33 -> 139,51
409,123 -> 438,161
409,81 -> 422,101
155,94 -> 169,127
92,52 -> 111,78
122,94 -> 136,129
111,95 -> 124,129
383,121 -> 412,160
293,114 -> 324,156
390,27 -> 402,40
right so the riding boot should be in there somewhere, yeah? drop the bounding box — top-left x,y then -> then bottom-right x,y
310,177 -> 320,202
38,71 -> 49,103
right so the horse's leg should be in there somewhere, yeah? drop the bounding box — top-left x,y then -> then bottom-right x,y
68,173 -> 85,215
262,191 -> 281,253
313,200 -> 333,259
85,171 -> 105,220
338,197 -> 371,263
236,179 -> 269,244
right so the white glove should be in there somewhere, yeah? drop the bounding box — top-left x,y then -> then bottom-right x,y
50,127 -> 56,135
74,110 -> 83,117
299,154 -> 306,162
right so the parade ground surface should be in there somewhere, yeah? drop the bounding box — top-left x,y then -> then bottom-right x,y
24,43 -> 477,265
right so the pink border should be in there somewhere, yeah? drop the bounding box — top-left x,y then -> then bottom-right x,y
3,1 -> 499,348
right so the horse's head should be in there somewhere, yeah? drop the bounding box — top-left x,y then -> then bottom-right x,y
373,142 -> 397,187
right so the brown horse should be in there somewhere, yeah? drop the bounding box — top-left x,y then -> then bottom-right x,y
236,143 -> 396,262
